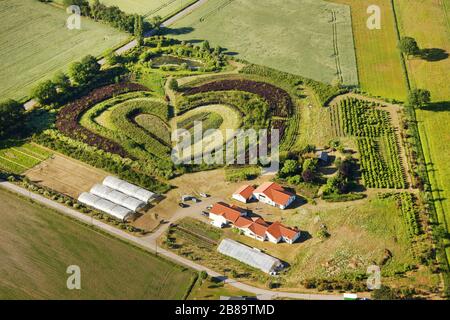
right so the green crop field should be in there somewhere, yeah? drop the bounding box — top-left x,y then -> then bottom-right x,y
331,0 -> 408,101
0,141 -> 52,174
0,0 -> 128,101
73,0 -> 199,20
394,0 -> 450,248
167,0 -> 358,86
0,188 -> 195,299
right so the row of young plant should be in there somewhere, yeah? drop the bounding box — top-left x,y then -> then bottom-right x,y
340,98 -> 390,137
6,175 -> 144,234
340,97 -> 405,189
398,192 -> 421,238
357,136 -> 405,189
33,129 -> 171,193
401,106 -> 450,295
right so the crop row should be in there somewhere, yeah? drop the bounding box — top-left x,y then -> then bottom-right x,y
398,192 -> 421,238
357,136 -> 405,189
340,97 -> 405,189
184,79 -> 293,117
56,83 -> 148,158
340,98 -> 390,137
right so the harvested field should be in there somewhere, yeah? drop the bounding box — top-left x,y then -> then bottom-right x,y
25,154 -> 109,199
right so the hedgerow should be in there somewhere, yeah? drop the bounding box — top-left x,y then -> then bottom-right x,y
183,79 -> 293,117
56,83 -> 148,158
240,64 -> 346,106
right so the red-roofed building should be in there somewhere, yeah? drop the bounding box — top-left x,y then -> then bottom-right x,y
209,202 -> 247,228
266,222 -> 301,244
253,182 -> 296,210
232,185 -> 256,203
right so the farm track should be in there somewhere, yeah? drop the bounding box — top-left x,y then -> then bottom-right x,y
331,10 -> 344,83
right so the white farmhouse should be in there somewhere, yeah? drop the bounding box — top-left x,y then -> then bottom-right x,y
232,185 -> 255,203
253,182 -> 296,210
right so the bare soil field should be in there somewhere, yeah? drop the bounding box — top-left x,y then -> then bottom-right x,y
25,154 -> 109,198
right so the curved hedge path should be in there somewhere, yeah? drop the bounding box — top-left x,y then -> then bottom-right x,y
56,83 -> 148,158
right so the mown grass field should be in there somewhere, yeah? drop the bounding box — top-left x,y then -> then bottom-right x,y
0,188 -> 195,299
0,141 -> 52,174
167,0 -> 358,86
331,0 -> 408,100
0,0 -> 128,101
394,0 -> 450,250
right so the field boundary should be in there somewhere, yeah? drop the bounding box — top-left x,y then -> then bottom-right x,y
391,0 -> 450,295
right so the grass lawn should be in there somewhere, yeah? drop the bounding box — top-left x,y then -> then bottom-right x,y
394,0 -> 450,102
0,188 -> 195,299
166,0 -> 358,86
188,277 -> 252,300
394,0 -> 450,254
222,193 -> 439,290
330,0 -> 408,100
0,0 -> 128,101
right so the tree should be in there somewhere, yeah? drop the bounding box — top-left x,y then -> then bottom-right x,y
150,16 -> 162,31
371,285 -> 398,300
399,37 -> 420,57
280,159 -> 299,177
408,89 -> 431,108
53,71 -> 71,94
0,100 -> 25,138
31,80 -> 58,105
168,78 -> 179,91
134,15 -> 144,45
69,55 -> 100,86
201,40 -> 211,52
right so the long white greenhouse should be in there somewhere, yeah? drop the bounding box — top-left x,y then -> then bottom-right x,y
90,184 -> 146,212
78,192 -> 133,222
103,176 -> 155,203
217,239 -> 283,274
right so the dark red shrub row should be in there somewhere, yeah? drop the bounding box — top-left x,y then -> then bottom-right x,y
271,119 -> 287,139
56,83 -> 148,158
184,79 -> 293,117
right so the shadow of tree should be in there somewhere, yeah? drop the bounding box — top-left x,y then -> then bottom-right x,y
419,48 -> 449,62
161,27 -> 195,36
421,101 -> 450,112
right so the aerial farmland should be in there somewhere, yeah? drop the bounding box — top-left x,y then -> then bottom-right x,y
0,0 -> 449,304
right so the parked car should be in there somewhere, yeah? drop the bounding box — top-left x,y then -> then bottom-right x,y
199,193 -> 209,198
201,211 -> 209,217
178,202 -> 188,208
192,197 -> 201,203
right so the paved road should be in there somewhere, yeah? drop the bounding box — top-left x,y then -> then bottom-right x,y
0,180 -> 343,300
